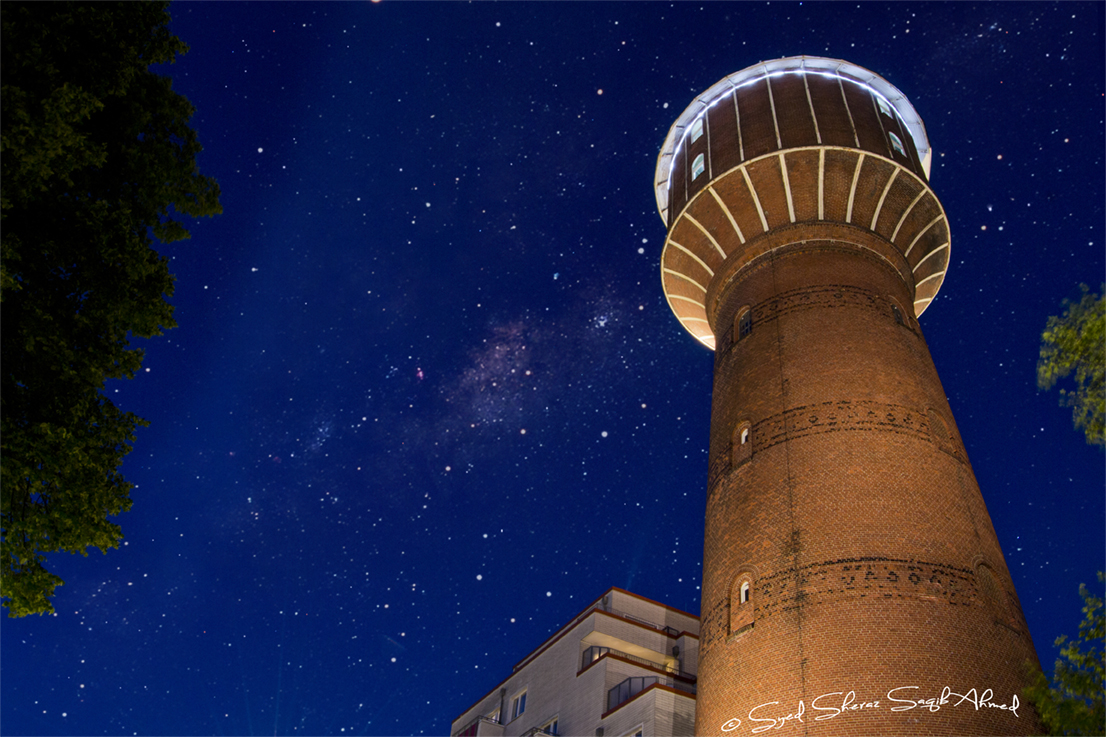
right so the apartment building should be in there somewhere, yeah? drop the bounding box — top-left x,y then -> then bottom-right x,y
451,588 -> 699,737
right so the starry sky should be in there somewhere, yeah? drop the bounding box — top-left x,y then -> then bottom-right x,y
2,3 -> 1103,735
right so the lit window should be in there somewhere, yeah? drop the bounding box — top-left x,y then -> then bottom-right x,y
691,153 -> 706,180
889,131 -> 906,157
511,691 -> 527,720
740,428 -> 750,445
740,581 -> 750,603
690,117 -> 704,143
877,96 -> 893,118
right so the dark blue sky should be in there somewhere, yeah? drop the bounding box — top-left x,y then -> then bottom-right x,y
2,3 -> 1103,735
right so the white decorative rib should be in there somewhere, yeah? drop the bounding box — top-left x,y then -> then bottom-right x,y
741,167 -> 770,233
818,148 -> 825,221
733,88 -> 745,161
912,242 -> 949,272
663,267 -> 707,293
779,153 -> 796,223
914,270 -> 946,289
709,186 -> 746,244
669,238 -> 716,277
870,168 -> 900,231
891,188 -> 928,244
839,76 -> 860,148
685,213 -> 727,259
904,214 -> 944,259
803,73 -> 822,144
846,153 -> 865,224
766,76 -> 782,149
669,294 -> 706,307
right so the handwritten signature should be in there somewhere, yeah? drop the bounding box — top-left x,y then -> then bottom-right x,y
720,686 -> 1020,733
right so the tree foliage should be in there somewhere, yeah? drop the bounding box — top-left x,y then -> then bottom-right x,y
1038,284 -> 1106,447
1025,573 -> 1105,735
1,1 -> 221,617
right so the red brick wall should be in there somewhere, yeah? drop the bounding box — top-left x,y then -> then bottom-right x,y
692,241 -> 1040,736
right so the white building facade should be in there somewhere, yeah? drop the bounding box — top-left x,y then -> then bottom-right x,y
451,588 -> 699,737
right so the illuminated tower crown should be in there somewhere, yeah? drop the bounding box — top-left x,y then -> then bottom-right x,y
654,57 -> 1040,736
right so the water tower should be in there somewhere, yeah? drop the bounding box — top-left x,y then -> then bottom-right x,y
654,56 -> 1040,736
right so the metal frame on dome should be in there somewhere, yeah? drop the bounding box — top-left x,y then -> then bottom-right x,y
654,56 -> 933,224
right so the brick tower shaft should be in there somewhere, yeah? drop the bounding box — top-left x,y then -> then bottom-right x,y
654,58 -> 1040,736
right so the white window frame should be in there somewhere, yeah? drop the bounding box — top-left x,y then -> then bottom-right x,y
691,153 -> 706,180
888,131 -> 906,158
510,689 -> 527,721
690,116 -> 705,143
876,96 -> 893,118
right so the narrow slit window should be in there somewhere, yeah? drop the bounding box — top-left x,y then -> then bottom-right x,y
690,117 -> 705,143
691,153 -> 706,180
740,581 -> 751,604
889,131 -> 906,158
740,428 -> 750,445
891,304 -> 905,326
877,96 -> 893,118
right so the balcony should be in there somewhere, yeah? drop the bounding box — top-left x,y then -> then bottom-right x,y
606,676 -> 697,712
454,714 -> 502,737
580,646 -> 696,682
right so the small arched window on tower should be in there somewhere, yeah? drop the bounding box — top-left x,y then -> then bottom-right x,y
729,572 -> 755,637
888,131 -> 906,158
690,116 -> 705,143
691,153 -> 706,180
732,420 -> 753,467
891,303 -> 905,326
735,308 -> 753,342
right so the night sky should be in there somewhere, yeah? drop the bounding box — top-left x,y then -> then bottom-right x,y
2,3 -> 1103,735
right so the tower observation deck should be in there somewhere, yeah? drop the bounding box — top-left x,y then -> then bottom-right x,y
656,56 -> 949,350
655,57 -> 1039,736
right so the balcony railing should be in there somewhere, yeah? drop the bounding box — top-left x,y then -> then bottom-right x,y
581,646 -> 696,681
454,714 -> 501,737
606,676 -> 696,712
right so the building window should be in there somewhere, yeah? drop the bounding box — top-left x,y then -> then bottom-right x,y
690,116 -> 704,143
740,581 -> 751,604
891,303 -> 905,326
691,153 -> 706,180
487,709 -> 500,725
733,421 -> 752,467
511,690 -> 527,721
541,718 -> 559,736
889,131 -> 906,157
876,96 -> 893,118
737,309 -> 752,340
